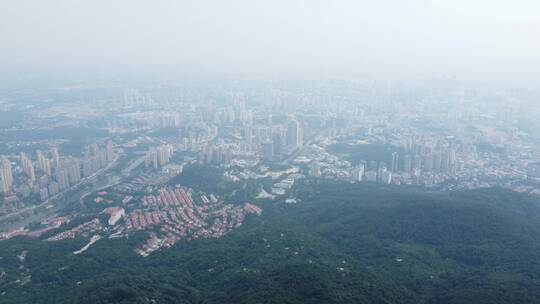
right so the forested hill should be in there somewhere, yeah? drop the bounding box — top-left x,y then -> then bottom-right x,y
1,180 -> 540,304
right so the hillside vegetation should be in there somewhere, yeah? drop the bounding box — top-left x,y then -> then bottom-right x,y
1,179 -> 540,303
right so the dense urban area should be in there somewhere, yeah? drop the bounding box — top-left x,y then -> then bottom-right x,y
2,81 -> 540,215
1,80 -> 540,303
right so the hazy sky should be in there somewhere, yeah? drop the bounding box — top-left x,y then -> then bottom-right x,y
1,0 -> 539,85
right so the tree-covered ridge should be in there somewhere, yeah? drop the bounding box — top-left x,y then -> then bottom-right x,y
1,180 -> 540,303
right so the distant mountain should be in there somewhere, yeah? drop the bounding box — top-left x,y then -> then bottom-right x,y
1,180 -> 540,303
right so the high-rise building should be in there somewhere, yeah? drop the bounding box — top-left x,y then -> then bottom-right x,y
82,159 -> 93,177
298,124 -> 303,147
272,131 -> 282,161
310,162 -> 322,177
98,149 -> 108,169
433,152 -> 442,172
27,163 -> 36,183
423,154 -> 434,172
391,152 -> 399,173
204,146 -> 213,165
67,163 -> 81,185
286,119 -> 302,151
145,150 -> 158,168
351,163 -> 365,181
55,169 -> 70,191
413,155 -> 422,171
39,187 -> 49,201
145,144 -> 173,168
91,155 -> 100,172
381,170 -> 392,184
20,152 -> 36,182
90,143 -> 100,157
158,145 -> 173,166
244,125 -> 253,147
48,182 -> 60,196
377,165 -> 388,183
52,147 -> 60,168
0,156 -> 14,194
20,152 -> 29,169
43,158 -> 52,176
403,154 -> 412,173
365,170 -> 377,182
449,148 -> 457,173
106,140 -> 114,163
37,150 -> 47,173
123,88 -> 153,108
38,175 -> 49,189
36,150 -> 43,169
527,163 -> 540,178
223,148 -> 233,165
262,140 -> 274,161
441,151 -> 450,172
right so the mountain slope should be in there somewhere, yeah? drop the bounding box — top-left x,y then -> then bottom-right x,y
1,180 -> 540,303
